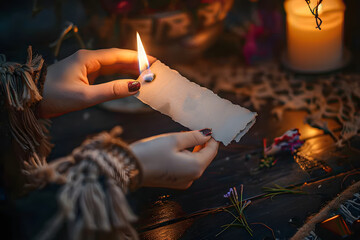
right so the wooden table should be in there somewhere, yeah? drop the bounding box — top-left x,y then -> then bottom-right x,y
11,91 -> 357,239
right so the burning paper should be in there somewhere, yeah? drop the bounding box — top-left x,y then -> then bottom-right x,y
136,61 -> 257,145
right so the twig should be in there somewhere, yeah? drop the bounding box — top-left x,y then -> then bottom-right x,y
49,22 -> 86,61
291,180 -> 360,240
251,222 -> 276,240
216,218 -> 237,237
341,171 -> 360,189
139,170 -> 360,234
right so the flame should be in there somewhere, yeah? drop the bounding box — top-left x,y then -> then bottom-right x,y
137,32 -> 150,74
317,3 -> 323,14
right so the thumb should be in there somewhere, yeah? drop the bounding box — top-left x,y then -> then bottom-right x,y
194,138 -> 219,169
86,79 -> 140,104
175,129 -> 212,150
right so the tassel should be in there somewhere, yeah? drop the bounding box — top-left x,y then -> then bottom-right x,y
37,127 -> 142,239
79,162 -> 111,231
106,179 -> 139,240
0,46 -> 52,189
22,154 -> 68,189
106,179 -> 138,228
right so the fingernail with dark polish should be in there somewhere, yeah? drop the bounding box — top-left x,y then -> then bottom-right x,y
200,128 -> 212,136
128,81 -> 141,92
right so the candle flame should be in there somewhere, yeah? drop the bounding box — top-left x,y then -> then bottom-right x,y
317,3 -> 323,14
137,32 -> 150,74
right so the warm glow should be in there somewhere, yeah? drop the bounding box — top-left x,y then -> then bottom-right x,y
317,4 -> 323,14
284,0 -> 345,72
136,32 -> 150,74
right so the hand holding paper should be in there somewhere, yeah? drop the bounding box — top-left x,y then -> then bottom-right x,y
136,60 -> 257,145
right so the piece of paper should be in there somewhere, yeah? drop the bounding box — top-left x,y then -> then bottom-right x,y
136,60 -> 257,145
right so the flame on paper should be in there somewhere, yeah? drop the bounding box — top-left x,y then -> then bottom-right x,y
136,32 -> 150,74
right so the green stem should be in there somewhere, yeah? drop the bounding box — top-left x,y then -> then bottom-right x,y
216,218 -> 237,237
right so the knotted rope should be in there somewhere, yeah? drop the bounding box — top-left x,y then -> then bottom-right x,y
291,180 -> 360,240
37,126 -> 141,240
0,46 -> 52,188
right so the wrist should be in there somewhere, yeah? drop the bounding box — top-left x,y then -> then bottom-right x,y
129,143 -> 147,188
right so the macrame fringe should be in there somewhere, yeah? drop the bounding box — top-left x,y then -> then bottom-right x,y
37,127 -> 141,240
0,46 -> 43,110
1,48 -> 141,239
339,193 -> 360,224
0,46 -> 52,189
22,155 -> 70,189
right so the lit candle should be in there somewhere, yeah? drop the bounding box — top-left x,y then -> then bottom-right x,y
135,33 -> 257,145
284,0 -> 345,73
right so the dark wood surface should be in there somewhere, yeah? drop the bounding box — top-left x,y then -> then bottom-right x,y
15,94 -> 357,240
1,50 -> 358,240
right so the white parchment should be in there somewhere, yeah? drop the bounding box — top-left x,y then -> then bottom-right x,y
136,60 -> 257,145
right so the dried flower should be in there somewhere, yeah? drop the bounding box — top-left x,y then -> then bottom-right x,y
217,185 -> 253,237
223,188 -> 233,198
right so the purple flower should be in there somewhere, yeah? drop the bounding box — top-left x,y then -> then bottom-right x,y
224,188 -> 233,198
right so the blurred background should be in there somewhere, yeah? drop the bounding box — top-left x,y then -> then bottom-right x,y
0,0 -> 358,69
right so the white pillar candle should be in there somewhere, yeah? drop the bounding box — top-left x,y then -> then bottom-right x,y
136,61 -> 257,146
284,0 -> 345,72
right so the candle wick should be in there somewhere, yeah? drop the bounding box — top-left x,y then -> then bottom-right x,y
305,0 -> 323,30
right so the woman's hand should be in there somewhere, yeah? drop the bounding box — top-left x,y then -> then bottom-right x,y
39,48 -> 155,118
130,129 -> 219,189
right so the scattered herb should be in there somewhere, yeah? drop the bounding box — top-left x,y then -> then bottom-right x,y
259,156 -> 277,169
262,184 -> 306,200
259,138 -> 277,169
217,185 -> 252,237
